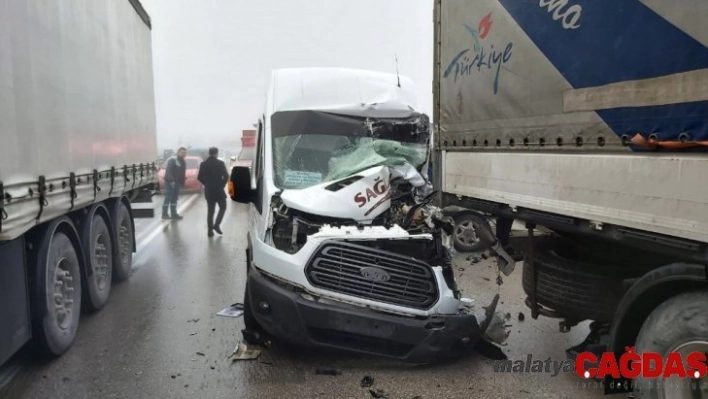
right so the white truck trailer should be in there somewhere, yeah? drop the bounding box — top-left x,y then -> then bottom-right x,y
0,0 -> 157,365
434,0 -> 708,396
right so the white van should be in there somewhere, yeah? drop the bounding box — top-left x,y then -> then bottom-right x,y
229,67 -> 507,362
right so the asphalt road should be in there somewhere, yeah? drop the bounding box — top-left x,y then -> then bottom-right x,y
0,195 -> 611,399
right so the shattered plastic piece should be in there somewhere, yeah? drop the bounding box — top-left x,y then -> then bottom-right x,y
369,388 -> 389,398
315,368 -> 342,376
217,303 -> 244,318
484,311 -> 511,345
360,375 -> 374,388
229,343 -> 261,360
476,339 -> 508,360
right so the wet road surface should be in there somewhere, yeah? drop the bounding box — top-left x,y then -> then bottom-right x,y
0,195 -> 609,399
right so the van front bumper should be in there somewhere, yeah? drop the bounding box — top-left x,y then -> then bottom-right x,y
247,266 -> 495,363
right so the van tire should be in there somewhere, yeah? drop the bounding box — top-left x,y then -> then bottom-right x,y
522,239 -> 643,322
452,212 -> 488,253
633,291 -> 708,399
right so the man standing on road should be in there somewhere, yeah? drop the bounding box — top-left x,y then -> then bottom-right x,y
162,147 -> 187,220
197,147 -> 230,237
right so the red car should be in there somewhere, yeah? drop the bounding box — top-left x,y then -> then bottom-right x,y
158,156 -> 203,193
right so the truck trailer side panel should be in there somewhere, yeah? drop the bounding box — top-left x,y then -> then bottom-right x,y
435,0 -> 708,243
0,0 -> 157,241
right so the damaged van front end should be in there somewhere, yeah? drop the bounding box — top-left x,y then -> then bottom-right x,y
230,68 -> 506,363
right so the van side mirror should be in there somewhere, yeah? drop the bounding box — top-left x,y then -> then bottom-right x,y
229,166 -> 254,204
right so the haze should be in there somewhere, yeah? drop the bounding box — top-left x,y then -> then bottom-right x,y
140,0 -> 435,151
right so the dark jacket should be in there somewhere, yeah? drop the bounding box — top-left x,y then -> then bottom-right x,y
197,156 -> 229,200
166,156 -> 186,186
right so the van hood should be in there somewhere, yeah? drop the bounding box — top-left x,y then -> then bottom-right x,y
280,164 -> 429,221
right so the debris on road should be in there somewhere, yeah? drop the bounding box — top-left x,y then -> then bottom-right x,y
189,332 -> 197,336
229,343 -> 261,360
187,318 -> 200,323
196,352 -> 206,357
484,311 -> 511,346
360,375 -> 374,388
315,368 -> 342,376
504,312 -> 511,320
369,388 -> 389,398
482,277 -> 491,282
210,366 -> 215,370
217,303 -> 244,318
481,253 -> 488,259
518,312 -> 525,322
475,339 -> 507,360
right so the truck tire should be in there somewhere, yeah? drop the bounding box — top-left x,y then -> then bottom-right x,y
453,212 -> 488,253
112,201 -> 133,282
522,239 -> 643,322
81,208 -> 113,311
33,228 -> 82,357
633,291 -> 708,399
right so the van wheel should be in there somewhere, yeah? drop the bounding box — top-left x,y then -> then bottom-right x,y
81,209 -> 113,311
632,291 -> 708,399
112,202 -> 133,281
453,212 -> 488,252
34,228 -> 82,357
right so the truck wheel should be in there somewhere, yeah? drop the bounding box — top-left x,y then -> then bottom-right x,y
81,210 -> 113,311
34,229 -> 82,357
112,202 -> 133,282
522,239 -> 644,322
453,212 -> 488,252
633,291 -> 708,398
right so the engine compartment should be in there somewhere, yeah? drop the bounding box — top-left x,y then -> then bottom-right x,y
269,170 -> 461,297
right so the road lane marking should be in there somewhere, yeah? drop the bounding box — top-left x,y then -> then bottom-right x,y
135,194 -> 199,254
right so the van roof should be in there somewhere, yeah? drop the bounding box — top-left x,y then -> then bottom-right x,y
268,67 -> 421,115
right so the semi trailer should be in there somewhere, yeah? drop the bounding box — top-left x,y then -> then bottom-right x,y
0,0 -> 157,365
433,0 -> 708,396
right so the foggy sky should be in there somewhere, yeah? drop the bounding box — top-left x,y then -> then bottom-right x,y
140,0 -> 434,151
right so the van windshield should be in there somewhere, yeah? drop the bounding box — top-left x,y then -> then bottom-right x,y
274,135 -> 428,189
271,109 -> 430,189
